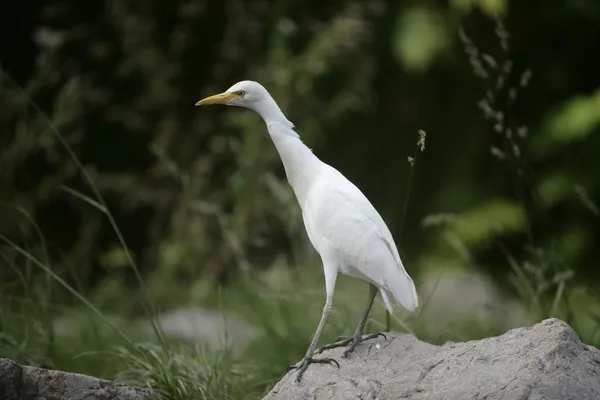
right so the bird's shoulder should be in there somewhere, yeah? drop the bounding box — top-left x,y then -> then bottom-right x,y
307,169 -> 373,211
302,170 -> 404,269
302,168 -> 406,275
304,169 -> 362,210
305,168 -> 394,239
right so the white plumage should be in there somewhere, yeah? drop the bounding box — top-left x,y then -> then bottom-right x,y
196,80 -> 418,382
302,167 -> 418,312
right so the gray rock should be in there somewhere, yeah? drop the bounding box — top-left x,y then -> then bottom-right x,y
264,318 -> 600,400
418,271 -> 528,332
0,358 -> 164,400
140,305 -> 260,354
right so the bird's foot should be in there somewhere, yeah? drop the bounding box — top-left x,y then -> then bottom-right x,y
316,332 -> 386,358
287,355 -> 340,382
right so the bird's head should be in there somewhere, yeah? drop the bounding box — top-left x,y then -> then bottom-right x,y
195,80 -> 270,110
195,80 -> 295,129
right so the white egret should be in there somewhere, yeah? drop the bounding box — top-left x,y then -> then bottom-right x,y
196,80 -> 418,382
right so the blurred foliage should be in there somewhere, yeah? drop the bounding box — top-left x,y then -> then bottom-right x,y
1,0 -> 600,397
1,0 -> 597,290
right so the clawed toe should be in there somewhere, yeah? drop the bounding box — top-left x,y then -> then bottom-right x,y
316,337 -> 353,354
343,332 -> 386,358
287,363 -> 298,372
313,357 -> 340,369
366,332 -> 387,341
317,332 -> 387,357
288,356 -> 340,382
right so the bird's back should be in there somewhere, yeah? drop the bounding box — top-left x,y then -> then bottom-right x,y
301,166 -> 418,312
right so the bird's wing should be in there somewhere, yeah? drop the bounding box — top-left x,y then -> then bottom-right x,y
304,169 -> 418,311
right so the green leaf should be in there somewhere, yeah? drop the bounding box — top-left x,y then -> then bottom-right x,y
450,199 -> 527,246
537,172 -> 572,206
450,0 -> 508,16
393,7 -> 451,73
533,87 -> 600,156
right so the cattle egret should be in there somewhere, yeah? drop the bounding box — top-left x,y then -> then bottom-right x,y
196,80 -> 418,382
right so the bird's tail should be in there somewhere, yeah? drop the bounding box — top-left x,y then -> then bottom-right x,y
379,269 -> 418,313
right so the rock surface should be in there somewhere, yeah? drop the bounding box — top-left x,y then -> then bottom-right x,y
418,271 -> 528,331
0,358 -> 163,400
264,318 -> 600,400
140,305 -> 260,354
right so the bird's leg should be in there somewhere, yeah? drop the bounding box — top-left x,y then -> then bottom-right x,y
317,283 -> 386,358
287,294 -> 339,382
288,265 -> 339,383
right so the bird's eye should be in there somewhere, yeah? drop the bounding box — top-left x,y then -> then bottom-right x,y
237,91 -> 246,97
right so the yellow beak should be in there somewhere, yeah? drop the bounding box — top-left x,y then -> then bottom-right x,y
195,91 -> 239,106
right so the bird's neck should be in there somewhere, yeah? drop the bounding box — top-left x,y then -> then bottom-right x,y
261,110 -> 323,206
252,97 -> 296,131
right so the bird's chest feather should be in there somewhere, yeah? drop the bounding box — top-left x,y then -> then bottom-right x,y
301,187 -> 376,267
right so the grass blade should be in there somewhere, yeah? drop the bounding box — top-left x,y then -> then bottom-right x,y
0,234 -> 132,346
